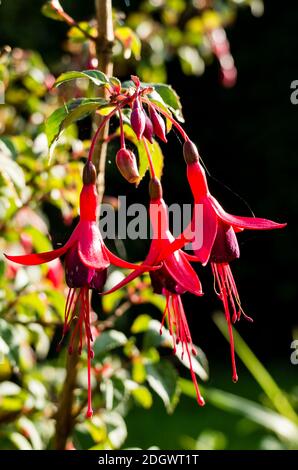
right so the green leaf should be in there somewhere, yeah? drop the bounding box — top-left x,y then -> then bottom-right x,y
0,381 -> 21,396
103,411 -> 127,449
150,83 -> 183,121
132,359 -> 147,384
45,98 -> 107,149
73,424 -> 97,450
68,22 -> 97,43
122,81 -> 183,121
0,148 -> 26,193
180,379 -> 298,446
23,226 -> 52,252
9,432 -> 32,450
178,46 -> 205,77
213,312 -> 298,424
131,386 -> 153,409
109,76 -> 121,91
93,330 -> 127,357
102,289 -> 123,314
131,314 -> 151,334
16,293 -> 47,321
18,417 -> 43,450
41,1 -> 64,21
146,361 -> 180,413
144,319 -> 209,381
55,70 -> 109,88
115,26 -> 141,60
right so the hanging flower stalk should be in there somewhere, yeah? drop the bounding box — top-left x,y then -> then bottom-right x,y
5,74 -> 286,415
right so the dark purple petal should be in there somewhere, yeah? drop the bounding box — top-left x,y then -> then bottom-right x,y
150,266 -> 186,295
65,245 -> 94,288
90,268 -> 107,290
210,223 -> 240,264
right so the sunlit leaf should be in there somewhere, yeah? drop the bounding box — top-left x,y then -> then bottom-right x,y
45,97 -> 107,150
144,319 -> 209,381
180,379 -> 298,446
41,1 -> 64,22
131,386 -> 153,409
146,360 -> 179,413
115,26 -> 141,60
55,70 -> 109,88
17,417 -> 43,450
0,149 -> 26,193
93,330 -> 127,357
68,22 -> 97,43
9,432 -> 32,450
131,314 -> 151,334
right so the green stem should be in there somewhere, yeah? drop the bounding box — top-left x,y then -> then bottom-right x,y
213,312 -> 298,424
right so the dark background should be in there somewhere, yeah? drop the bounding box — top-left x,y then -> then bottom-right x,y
0,0 -> 296,371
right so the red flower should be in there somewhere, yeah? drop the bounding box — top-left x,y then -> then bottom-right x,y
4,161 -> 153,418
170,141 -> 286,382
104,178 -> 205,405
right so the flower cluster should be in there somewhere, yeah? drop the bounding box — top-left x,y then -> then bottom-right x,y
5,77 -> 286,417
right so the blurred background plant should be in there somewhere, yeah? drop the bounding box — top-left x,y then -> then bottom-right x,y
0,0 -> 297,450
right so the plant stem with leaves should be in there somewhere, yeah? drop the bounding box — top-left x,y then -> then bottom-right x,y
54,0 -> 114,449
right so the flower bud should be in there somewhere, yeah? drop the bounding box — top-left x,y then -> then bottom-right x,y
83,160 -> 97,185
143,114 -> 154,143
149,177 -> 163,200
183,140 -> 199,164
116,148 -> 140,184
149,107 -> 167,143
131,99 -> 146,140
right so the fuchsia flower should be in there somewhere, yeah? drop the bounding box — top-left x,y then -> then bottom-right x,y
5,161 -> 155,418
178,140 -> 286,381
104,178 -> 205,405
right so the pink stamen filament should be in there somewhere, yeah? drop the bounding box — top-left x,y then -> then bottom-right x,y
88,108 -> 118,162
118,109 -> 126,149
142,98 -> 190,142
61,287 -> 94,418
211,263 -> 239,382
162,291 -> 205,406
82,287 -> 93,418
142,137 -> 156,178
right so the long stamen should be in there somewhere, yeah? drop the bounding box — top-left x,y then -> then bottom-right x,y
83,288 -> 93,418
68,290 -> 84,354
212,263 -> 238,382
175,296 -> 205,405
64,288 -> 77,332
162,292 -> 204,406
160,295 -> 170,335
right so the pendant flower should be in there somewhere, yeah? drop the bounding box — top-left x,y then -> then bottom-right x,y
104,178 -> 205,405
4,161 -> 154,418
166,141 -> 286,382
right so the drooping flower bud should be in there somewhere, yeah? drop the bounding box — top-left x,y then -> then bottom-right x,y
149,177 -> 163,200
83,160 -> 97,185
143,114 -> 154,143
131,99 -> 146,140
81,161 -> 98,221
183,140 -> 199,164
116,148 -> 140,184
149,107 -> 167,143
